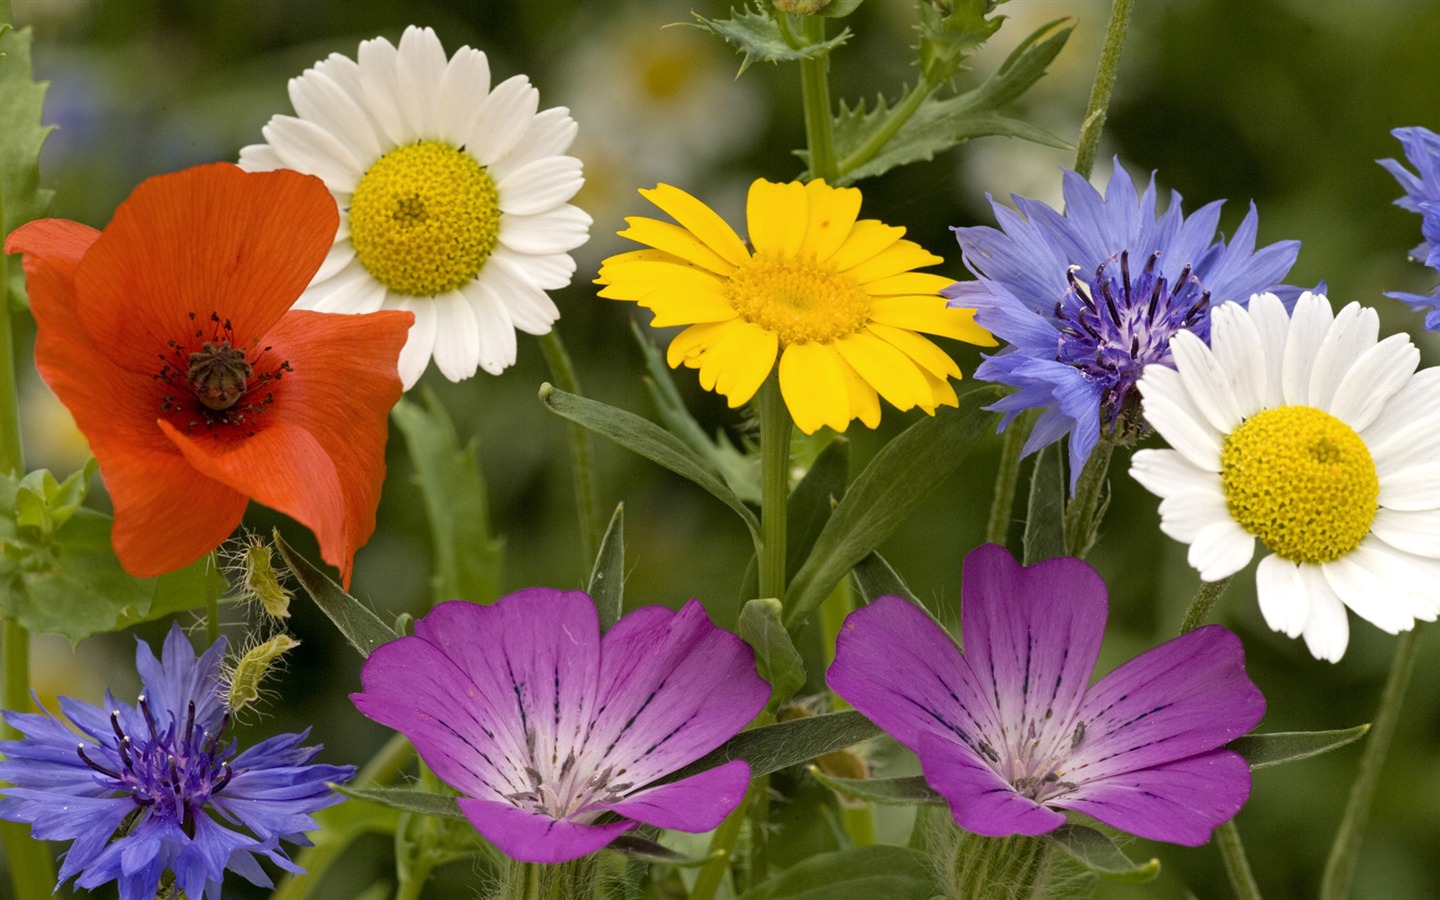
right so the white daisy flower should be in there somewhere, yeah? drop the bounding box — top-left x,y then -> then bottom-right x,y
240,25 -> 590,388
1131,292 -> 1440,662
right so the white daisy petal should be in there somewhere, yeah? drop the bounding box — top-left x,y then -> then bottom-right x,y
1352,538 -> 1440,622
1186,520 -> 1255,582
313,240 -> 358,284
392,298 -> 439,390
466,75 -> 541,164
480,255 -> 561,335
238,142 -> 285,172
1298,567 -> 1349,663
1327,334 -> 1419,432
437,46 -> 493,143
1129,448 -> 1211,498
494,248 -> 577,292
1360,366 -> 1440,449
1307,301 -> 1379,413
262,117 -> 364,193
497,205 -> 593,257
1169,330 -> 1243,433
1139,387 -> 1223,472
1321,552 -> 1414,634
302,260 -> 379,314
1207,301 -> 1266,416
1378,462 -> 1440,512
395,26 -> 449,137
1255,554 -> 1309,637
1281,291 -> 1334,406
429,292 -> 483,382
288,67 -> 384,164
1243,293 -> 1290,408
497,156 -> 584,215
1370,414 -> 1440,480
469,287 -> 520,376
1370,507 -> 1440,558
354,34 -> 413,146
1155,485 -> 1231,543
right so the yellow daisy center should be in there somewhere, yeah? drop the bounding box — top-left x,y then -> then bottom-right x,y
348,140 -> 500,296
725,252 -> 870,346
1220,405 -> 1379,564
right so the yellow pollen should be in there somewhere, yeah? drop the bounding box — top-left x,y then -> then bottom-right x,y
725,252 -> 871,346
348,140 -> 499,296
1220,406 -> 1379,564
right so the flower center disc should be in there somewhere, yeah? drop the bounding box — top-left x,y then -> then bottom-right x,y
1220,405 -> 1379,563
725,252 -> 870,346
348,140 -> 500,296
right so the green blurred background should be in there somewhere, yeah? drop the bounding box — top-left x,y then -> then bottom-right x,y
8,0 -> 1440,897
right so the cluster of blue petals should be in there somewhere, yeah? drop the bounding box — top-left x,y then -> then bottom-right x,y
1380,126 -> 1440,328
945,160 -> 1299,488
0,625 -> 352,900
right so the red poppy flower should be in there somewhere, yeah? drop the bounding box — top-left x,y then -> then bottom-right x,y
5,163 -> 413,587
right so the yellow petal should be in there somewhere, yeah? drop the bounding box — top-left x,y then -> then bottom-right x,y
844,238 -> 943,285
780,342 -> 851,434
921,367 -> 960,411
642,289 -> 739,327
828,219 -> 905,272
640,184 -> 751,267
596,248 -> 679,285
747,179 -> 808,257
863,271 -> 953,297
834,331 -> 931,412
866,322 -> 961,380
802,180 -> 863,263
870,295 -> 997,346
697,320 -> 778,407
597,258 -> 726,301
619,216 -> 735,276
836,353 -> 882,429
667,321 -> 734,369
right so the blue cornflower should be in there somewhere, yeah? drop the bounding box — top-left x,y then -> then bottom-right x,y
0,625 -> 353,900
1379,126 -> 1440,328
945,160 -> 1299,486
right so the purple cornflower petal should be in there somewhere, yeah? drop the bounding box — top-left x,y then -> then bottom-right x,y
351,588 -> 769,864
0,624 -> 352,900
946,160 -> 1299,488
827,544 -> 1266,846
1380,127 -> 1440,328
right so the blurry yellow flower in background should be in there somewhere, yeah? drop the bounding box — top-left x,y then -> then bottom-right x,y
598,179 -> 993,433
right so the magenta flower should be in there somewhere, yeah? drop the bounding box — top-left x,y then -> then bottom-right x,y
351,589 -> 769,863
827,545 -> 1265,846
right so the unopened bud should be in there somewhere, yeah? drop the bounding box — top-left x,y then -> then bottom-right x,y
774,0 -> 831,14
227,634 -> 300,712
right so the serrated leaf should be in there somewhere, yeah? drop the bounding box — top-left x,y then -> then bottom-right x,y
808,769 -> 944,806
851,552 -> 919,606
736,844 -> 940,900
785,388 -> 999,628
540,383 -> 759,539
787,437 -> 848,581
1230,725 -> 1369,769
274,531 -> 398,658
334,785 -> 465,820
739,597 -> 806,708
1045,824 -> 1160,883
1023,444 -> 1065,564
392,392 -> 502,605
0,25 -> 56,308
587,503 -> 625,632
692,3 -> 851,73
670,710 -> 881,783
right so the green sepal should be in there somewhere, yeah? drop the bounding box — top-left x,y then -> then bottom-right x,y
609,834 -> 712,865
808,769 -> 944,806
392,391 -> 503,605
739,597 -> 806,709
915,0 -> 1004,86
736,844 -> 941,900
587,503 -> 625,632
1230,725 -> 1369,769
1044,823 -> 1159,883
274,531 -> 398,658
540,383 -> 760,539
0,24 -> 56,309
786,436 -> 848,581
1022,443 -> 1065,564
333,785 -> 465,820
785,387 -> 999,628
0,462 -> 224,642
670,710 -> 880,782
692,2 -> 851,73
851,552 -> 920,606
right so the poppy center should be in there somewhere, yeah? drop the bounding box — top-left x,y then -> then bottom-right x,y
1221,405 -> 1378,563
348,140 -> 500,297
187,340 -> 252,411
725,251 -> 871,346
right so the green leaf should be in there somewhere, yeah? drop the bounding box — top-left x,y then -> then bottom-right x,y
1023,444 -> 1065,564
808,770 -> 944,806
785,387 -> 999,628
787,437 -> 848,581
739,598 -> 806,708
671,710 -> 881,783
334,785 -> 465,820
274,531 -> 398,658
588,503 -> 625,632
391,392 -> 503,605
1045,824 -> 1160,883
540,383 -> 759,539
851,552 -> 920,605
0,24 -> 56,308
692,2 -> 851,73
1230,725 -> 1369,769
736,844 -> 940,900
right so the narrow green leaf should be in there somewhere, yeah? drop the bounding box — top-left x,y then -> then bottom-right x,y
736,845 -> 940,900
851,552 -> 920,606
692,3 -> 851,73
609,834 -> 712,865
1023,444 -> 1066,565
1045,824 -> 1160,883
274,531 -> 398,658
540,383 -> 759,538
785,387 -> 999,628
958,18 -> 1074,112
334,785 -> 465,820
0,24 -> 56,308
787,436 -> 848,580
587,503 -> 625,632
391,392 -> 503,605
670,710 -> 881,783
1230,725 -> 1369,770
739,598 -> 806,708
808,769 -> 944,806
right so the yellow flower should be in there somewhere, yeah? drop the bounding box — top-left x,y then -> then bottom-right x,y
597,179 -> 994,433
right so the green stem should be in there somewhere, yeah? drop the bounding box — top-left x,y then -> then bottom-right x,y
1062,441 -> 1113,558
1178,576 -> 1232,635
1072,0 -> 1134,179
985,412 -> 1031,546
950,832 -> 1057,899
1217,820 -> 1263,900
691,781 -> 751,900
203,550 -> 221,645
836,79 -> 932,180
537,330 -> 603,568
757,377 -> 791,603
1320,627 -> 1423,900
797,15 -> 839,183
